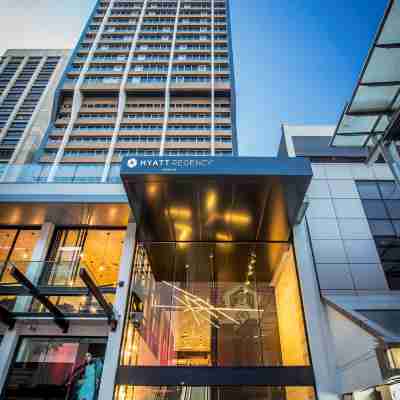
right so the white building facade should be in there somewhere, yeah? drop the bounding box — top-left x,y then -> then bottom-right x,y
283,124 -> 400,400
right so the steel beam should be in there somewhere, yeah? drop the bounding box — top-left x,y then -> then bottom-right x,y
0,304 -> 15,329
79,268 -> 117,330
9,264 -> 69,332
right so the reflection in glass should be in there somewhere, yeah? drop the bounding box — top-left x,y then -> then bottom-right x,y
120,242 -> 310,368
387,347 -> 400,369
0,295 -> 17,310
357,181 -> 381,199
357,181 -> 400,289
30,293 -> 116,315
42,228 -> 125,287
0,228 -> 40,284
0,229 -> 17,264
362,199 -> 389,219
3,337 -> 107,400
114,386 -> 316,400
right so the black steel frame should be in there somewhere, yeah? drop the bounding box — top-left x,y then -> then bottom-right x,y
117,366 -> 315,387
9,264 -> 69,333
0,265 -> 118,332
79,268 -> 118,331
0,303 -> 15,329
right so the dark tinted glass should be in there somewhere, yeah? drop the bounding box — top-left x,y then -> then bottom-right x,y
362,200 -> 389,219
392,220 -> 400,236
358,310 -> 400,335
379,181 -> 400,200
369,220 -> 395,236
384,200 -> 400,219
357,181 -> 381,199
376,237 -> 400,261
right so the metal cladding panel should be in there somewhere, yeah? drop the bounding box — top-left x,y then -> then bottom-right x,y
120,156 -> 312,243
331,0 -> 400,147
117,366 -> 315,387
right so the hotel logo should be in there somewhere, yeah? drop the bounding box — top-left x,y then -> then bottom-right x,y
127,158 -> 138,168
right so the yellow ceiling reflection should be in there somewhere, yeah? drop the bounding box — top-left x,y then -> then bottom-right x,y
146,183 -> 159,198
223,211 -> 251,226
174,223 -> 192,242
167,207 -> 192,220
205,191 -> 217,212
215,232 -> 233,241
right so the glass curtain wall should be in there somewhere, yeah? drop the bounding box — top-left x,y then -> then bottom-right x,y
0,228 -> 41,283
117,241 -> 313,400
42,228 -> 125,287
0,227 -> 40,309
114,386 -> 315,400
30,227 -> 125,314
356,180 -> 400,289
2,337 -> 107,400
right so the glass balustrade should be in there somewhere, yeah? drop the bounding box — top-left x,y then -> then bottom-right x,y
0,163 -> 121,183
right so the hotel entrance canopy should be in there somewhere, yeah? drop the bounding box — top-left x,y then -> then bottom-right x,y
118,156 -> 315,389
331,0 -> 400,149
120,156 -> 312,244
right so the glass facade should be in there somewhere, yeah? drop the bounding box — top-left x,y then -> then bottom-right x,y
29,228 -> 125,314
0,228 -> 41,310
356,180 -> 400,289
0,227 -> 124,315
114,386 -> 316,400
42,228 -> 125,287
120,242 -> 309,368
2,337 -> 107,400
0,228 -> 41,283
113,240 -> 314,399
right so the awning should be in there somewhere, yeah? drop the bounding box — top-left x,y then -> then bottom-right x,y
324,294 -> 400,344
331,0 -> 400,148
120,156 -> 312,243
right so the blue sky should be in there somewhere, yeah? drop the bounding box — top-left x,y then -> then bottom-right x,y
0,0 -> 389,155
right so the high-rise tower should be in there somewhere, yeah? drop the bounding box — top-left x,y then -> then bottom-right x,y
0,49 -> 69,170
37,0 -> 237,182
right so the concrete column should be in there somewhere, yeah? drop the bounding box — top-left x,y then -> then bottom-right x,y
159,0 -> 181,156
0,329 -> 19,395
48,0 -> 116,182
210,0 -> 216,156
0,56 -> 11,75
14,222 -> 55,312
293,220 -> 340,400
102,0 -> 149,183
98,223 -> 136,400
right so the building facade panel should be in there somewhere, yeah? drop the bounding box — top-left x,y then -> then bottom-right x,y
284,124 -> 400,397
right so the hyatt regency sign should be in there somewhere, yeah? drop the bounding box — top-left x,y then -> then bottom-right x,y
126,157 -> 214,171
120,155 -> 313,177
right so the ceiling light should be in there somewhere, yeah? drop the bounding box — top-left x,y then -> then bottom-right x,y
59,246 -> 82,252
